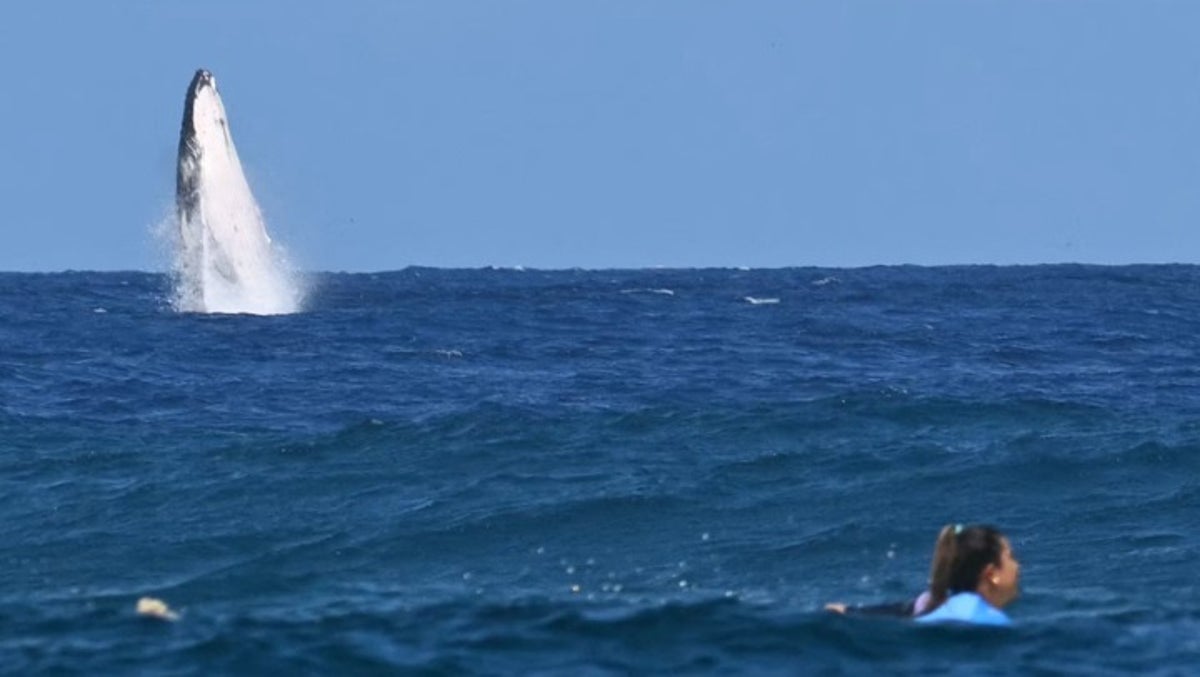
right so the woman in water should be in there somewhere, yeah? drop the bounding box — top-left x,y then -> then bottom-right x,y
825,523 -> 1019,626
915,523 -> 1019,626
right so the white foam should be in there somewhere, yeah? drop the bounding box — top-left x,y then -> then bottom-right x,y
173,74 -> 304,315
744,296 -> 780,305
619,288 -> 675,296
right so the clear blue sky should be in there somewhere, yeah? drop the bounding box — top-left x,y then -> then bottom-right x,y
3,1 -> 1199,271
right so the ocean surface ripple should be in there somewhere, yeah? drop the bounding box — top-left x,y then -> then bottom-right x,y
2,266 -> 1200,674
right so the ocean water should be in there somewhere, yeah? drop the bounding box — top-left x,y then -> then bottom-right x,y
2,265 -> 1199,675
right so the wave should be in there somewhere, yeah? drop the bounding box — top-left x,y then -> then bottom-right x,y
619,288 -> 675,296
6,594 -> 1200,674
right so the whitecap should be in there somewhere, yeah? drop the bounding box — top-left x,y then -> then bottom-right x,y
744,296 -> 780,305
620,288 -> 675,296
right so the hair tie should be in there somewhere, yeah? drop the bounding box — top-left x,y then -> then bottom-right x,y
954,523 -> 963,535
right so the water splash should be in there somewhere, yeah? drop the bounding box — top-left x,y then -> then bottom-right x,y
172,69 -> 305,315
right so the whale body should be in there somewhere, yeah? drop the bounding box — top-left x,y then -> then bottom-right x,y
174,69 -> 299,314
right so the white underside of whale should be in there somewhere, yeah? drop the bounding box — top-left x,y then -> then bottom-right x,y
175,74 -> 300,315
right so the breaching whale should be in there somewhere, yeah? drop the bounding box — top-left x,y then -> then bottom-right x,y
174,69 -> 300,314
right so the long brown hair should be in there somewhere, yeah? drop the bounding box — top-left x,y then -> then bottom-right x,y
924,524 -> 1006,613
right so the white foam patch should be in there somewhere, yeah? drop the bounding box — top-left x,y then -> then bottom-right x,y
744,296 -> 780,305
173,76 -> 304,315
619,288 -> 675,296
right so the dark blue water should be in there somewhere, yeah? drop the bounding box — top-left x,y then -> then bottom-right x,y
3,266 -> 1199,674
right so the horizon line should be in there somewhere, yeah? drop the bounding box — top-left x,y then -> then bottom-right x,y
2,261 -> 1198,275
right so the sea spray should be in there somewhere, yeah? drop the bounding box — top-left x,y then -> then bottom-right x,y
173,69 -> 304,315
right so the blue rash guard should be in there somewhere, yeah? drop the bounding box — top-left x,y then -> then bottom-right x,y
915,592 -> 1012,627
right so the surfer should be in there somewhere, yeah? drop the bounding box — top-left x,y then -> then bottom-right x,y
915,523 -> 1019,626
825,523 -> 1019,626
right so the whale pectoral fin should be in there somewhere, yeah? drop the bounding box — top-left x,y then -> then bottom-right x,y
205,231 -> 240,283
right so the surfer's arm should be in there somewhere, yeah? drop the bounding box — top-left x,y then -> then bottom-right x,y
824,599 -> 917,617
